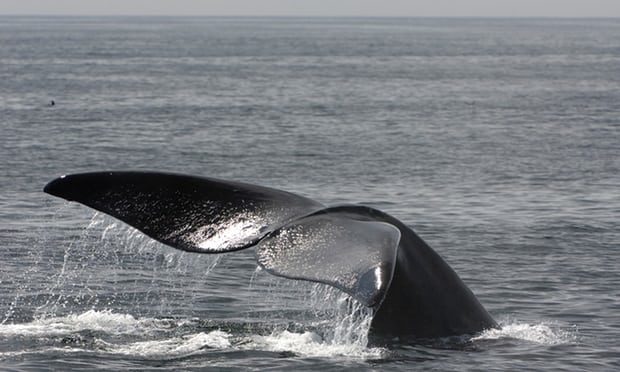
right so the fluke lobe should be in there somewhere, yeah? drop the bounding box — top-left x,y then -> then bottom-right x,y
44,171 -> 497,340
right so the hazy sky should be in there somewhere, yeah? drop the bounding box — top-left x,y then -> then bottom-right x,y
1,0 -> 619,18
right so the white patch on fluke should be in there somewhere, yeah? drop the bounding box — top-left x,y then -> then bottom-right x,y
196,218 -> 261,251
372,266 -> 383,291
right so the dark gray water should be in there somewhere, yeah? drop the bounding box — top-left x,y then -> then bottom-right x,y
1,16 -> 619,370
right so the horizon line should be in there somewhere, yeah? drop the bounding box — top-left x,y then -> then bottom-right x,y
1,14 -> 620,19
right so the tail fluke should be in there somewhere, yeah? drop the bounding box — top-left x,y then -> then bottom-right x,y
44,172 -> 400,309
44,171 -> 322,253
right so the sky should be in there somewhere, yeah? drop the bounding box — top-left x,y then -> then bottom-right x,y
1,0 -> 619,18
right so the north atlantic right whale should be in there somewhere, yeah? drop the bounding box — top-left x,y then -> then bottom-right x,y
44,171 -> 498,340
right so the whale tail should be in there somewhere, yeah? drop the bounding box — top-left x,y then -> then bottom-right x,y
44,171 -> 400,307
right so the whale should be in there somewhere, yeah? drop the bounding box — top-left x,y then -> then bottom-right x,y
44,171 -> 498,340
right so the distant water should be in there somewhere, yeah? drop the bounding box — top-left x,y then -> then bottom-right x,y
1,16 -> 619,370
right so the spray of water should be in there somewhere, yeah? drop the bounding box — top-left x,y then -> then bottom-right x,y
5,210 -> 221,321
247,268 -> 383,358
4,208 -> 384,360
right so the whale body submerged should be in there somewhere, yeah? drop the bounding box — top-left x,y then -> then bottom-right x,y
44,171 -> 497,340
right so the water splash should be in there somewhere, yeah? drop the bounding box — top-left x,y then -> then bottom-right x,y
12,208 -> 385,360
97,331 -> 231,357
472,320 -> 578,345
243,283 -> 384,359
0,309 -> 172,337
0,308 -> 382,360
247,270 -> 384,359
246,329 -> 384,359
308,284 -> 374,347
3,210 -> 224,323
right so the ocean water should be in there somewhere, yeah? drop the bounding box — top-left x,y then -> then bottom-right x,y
1,16 -> 619,370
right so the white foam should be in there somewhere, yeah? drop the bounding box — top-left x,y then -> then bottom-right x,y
472,321 -> 578,345
0,347 -> 95,359
0,310 -> 230,360
100,331 -> 231,357
243,278 -> 385,359
246,330 -> 385,359
0,310 -> 170,337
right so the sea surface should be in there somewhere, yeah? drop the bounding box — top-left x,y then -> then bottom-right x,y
1,16 -> 619,371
